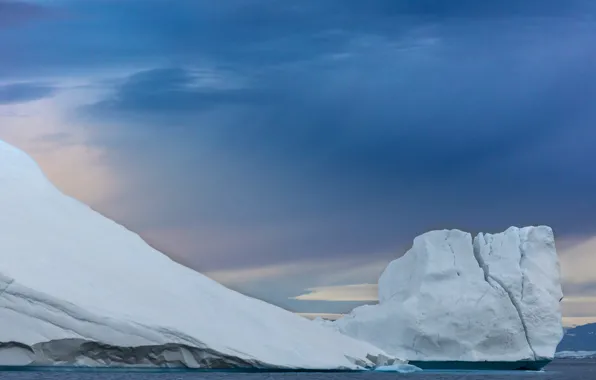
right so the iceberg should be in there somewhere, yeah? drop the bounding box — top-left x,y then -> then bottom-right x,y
331,228 -> 563,370
0,139 -> 401,370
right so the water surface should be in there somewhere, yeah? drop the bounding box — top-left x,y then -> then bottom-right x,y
1,360 -> 595,380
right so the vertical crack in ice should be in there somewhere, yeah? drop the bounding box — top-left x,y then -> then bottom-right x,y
472,235 -> 537,361
484,274 -> 537,361
518,234 -> 527,303
444,231 -> 459,276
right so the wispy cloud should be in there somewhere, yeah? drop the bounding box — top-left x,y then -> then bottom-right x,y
563,297 -> 596,304
293,284 -> 378,302
560,237 -> 596,288
0,83 -> 55,104
0,87 -> 121,208
562,317 -> 596,328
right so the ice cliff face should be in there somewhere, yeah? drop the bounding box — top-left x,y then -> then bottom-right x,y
334,227 -> 563,363
0,139 -> 398,369
473,227 -> 563,360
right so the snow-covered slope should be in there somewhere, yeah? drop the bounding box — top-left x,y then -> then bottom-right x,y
0,140 -> 399,369
332,227 -> 563,363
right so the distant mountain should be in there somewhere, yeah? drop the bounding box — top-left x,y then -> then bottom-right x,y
558,323 -> 596,352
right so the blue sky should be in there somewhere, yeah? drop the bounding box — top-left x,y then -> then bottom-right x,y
1,0 -> 596,325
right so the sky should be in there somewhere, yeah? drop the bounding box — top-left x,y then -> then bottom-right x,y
1,0 -> 596,326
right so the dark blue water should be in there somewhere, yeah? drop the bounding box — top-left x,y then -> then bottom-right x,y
1,361 -> 595,380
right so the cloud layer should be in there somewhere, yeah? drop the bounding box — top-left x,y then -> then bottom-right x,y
0,83 -> 55,104
1,0 -> 596,319
293,284 -> 378,302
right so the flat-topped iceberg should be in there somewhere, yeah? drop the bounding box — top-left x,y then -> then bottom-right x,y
0,139 -> 399,370
331,227 -> 563,369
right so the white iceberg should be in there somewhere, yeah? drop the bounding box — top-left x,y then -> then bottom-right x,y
332,228 -> 563,369
0,139 -> 401,370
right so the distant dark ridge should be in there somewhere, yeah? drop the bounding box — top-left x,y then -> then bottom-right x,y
557,323 -> 596,352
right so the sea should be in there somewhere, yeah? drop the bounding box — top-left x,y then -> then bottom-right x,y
1,360 -> 595,380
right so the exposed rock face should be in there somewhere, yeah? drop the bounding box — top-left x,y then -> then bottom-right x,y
0,139 -> 398,370
333,227 -> 563,363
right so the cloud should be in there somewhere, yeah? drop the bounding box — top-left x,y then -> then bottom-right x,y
562,317 -> 596,328
3,0 -> 596,321
67,2 -> 596,310
200,256 -> 388,314
0,83 -> 55,104
206,263 -> 298,286
563,297 -> 596,304
76,18 -> 596,274
560,237 -> 596,299
293,284 -> 378,302
0,0 -> 50,28
4,0 -> 594,77
0,86 -> 121,208
204,257 -> 387,288
82,67 -> 271,126
562,297 -> 596,325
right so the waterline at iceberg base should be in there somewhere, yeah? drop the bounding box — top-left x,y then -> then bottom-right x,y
407,360 -> 551,371
0,138 -> 563,371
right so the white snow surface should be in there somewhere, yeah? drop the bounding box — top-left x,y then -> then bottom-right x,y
0,139 -> 399,369
333,227 -> 563,362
